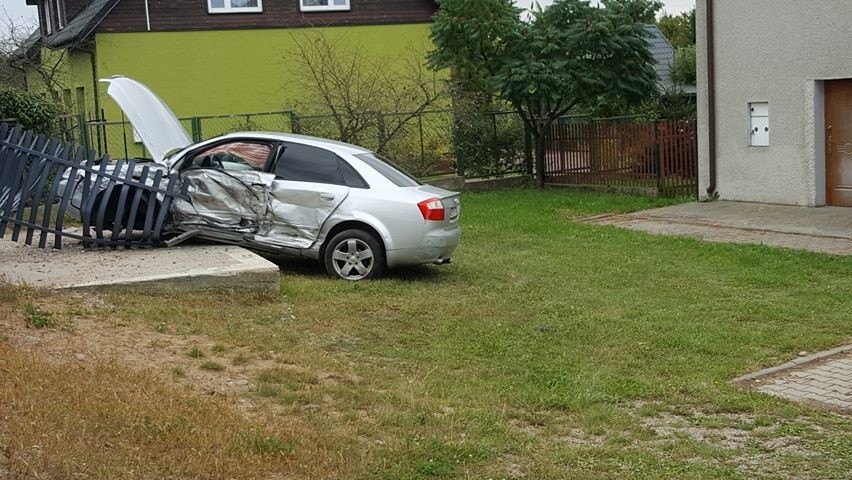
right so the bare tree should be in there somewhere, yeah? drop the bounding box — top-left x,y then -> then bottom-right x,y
288,32 -> 446,154
0,8 -> 72,103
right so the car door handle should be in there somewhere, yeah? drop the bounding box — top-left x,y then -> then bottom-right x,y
319,193 -> 336,201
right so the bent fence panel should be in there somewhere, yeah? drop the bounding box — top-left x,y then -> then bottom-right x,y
0,123 -> 188,250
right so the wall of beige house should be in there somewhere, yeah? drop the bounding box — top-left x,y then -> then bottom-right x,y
697,0 -> 852,206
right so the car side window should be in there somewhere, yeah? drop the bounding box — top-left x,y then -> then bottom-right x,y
188,141 -> 272,172
275,143 -> 367,188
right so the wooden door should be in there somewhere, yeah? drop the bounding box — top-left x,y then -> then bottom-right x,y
825,80 -> 852,206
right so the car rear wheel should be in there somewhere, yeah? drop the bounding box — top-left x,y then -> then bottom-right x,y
324,229 -> 385,281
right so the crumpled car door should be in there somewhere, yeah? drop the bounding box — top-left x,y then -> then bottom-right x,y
256,180 -> 349,249
172,169 -> 275,233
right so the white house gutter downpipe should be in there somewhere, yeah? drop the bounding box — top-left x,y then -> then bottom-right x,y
144,0 -> 151,31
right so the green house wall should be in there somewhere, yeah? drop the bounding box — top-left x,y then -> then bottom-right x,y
88,23 -> 434,158
94,23 -> 433,119
24,47 -> 99,120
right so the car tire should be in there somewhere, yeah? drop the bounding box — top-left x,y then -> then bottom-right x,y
323,229 -> 386,281
94,188 -> 157,230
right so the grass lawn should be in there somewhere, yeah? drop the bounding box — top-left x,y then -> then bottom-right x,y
1,188 -> 850,479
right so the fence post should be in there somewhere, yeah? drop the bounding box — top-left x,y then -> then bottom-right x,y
418,114 -> 425,165
693,121 -> 700,199
524,124 -> 533,176
77,113 -> 91,154
191,117 -> 202,142
491,112 -> 498,140
289,112 -> 301,134
376,113 -> 387,152
655,120 -> 662,196
120,112 -> 130,160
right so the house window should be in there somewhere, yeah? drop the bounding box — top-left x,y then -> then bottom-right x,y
56,0 -> 66,29
207,0 -> 262,14
43,0 -> 54,35
749,102 -> 769,147
300,0 -> 351,12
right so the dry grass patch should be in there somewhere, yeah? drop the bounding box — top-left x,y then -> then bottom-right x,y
0,286 -> 379,478
0,345 -> 323,479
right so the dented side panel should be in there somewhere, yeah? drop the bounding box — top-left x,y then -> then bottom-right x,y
172,169 -> 275,233
255,180 -> 350,249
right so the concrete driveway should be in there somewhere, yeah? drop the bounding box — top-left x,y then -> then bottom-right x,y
584,201 -> 852,255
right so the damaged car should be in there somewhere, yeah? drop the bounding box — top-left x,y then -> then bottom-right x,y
64,76 -> 461,280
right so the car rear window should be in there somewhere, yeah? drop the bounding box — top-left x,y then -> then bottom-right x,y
355,153 -> 422,187
276,143 -> 343,185
275,143 -> 367,188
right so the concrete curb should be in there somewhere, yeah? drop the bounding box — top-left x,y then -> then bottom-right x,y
730,344 -> 852,384
1,242 -> 281,293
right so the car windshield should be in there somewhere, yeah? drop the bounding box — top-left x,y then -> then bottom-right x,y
354,153 -> 422,187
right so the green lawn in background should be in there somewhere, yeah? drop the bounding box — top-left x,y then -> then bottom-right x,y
6,188 -> 849,479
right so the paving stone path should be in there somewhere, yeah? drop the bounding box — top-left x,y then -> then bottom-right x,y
582,201 -> 852,256
756,354 -> 852,412
733,347 -> 852,413
588,215 -> 852,255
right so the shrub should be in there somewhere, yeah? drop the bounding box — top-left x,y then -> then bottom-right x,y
0,87 -> 62,134
382,118 -> 454,178
453,104 -> 528,178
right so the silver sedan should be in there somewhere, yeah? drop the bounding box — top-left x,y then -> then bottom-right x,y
165,132 -> 462,280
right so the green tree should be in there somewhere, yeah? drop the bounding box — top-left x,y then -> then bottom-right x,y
657,8 -> 695,49
429,0 -> 661,186
671,44 -> 696,85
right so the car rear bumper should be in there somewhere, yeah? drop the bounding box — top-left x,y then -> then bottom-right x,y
386,224 -> 461,267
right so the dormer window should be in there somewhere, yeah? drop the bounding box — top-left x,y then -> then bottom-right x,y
40,0 -> 67,35
300,0 -> 350,12
57,0 -> 66,29
207,0 -> 263,14
43,0 -> 54,34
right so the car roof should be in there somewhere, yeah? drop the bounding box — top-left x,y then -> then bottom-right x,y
217,131 -> 374,155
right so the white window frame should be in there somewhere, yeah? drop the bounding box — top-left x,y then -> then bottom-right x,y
207,0 -> 263,14
43,0 -> 54,35
56,0 -> 66,29
299,0 -> 351,12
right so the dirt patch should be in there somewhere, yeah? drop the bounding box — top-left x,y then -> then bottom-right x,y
508,415 -> 606,447
0,291 -> 355,418
640,412 -> 766,449
629,401 -> 818,476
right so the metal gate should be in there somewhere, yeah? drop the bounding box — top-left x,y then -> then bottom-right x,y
544,118 -> 698,197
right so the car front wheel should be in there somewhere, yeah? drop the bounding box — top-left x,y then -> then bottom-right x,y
323,229 -> 386,280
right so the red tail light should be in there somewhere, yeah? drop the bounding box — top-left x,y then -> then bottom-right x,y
417,197 -> 445,221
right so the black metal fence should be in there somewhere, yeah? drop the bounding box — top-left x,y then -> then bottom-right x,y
0,122 -> 188,250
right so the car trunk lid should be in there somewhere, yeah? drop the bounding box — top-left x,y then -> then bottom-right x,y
100,76 -> 192,164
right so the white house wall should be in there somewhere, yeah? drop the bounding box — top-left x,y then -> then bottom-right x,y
697,0 -> 852,206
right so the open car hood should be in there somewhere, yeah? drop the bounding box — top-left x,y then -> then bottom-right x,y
100,76 -> 192,163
